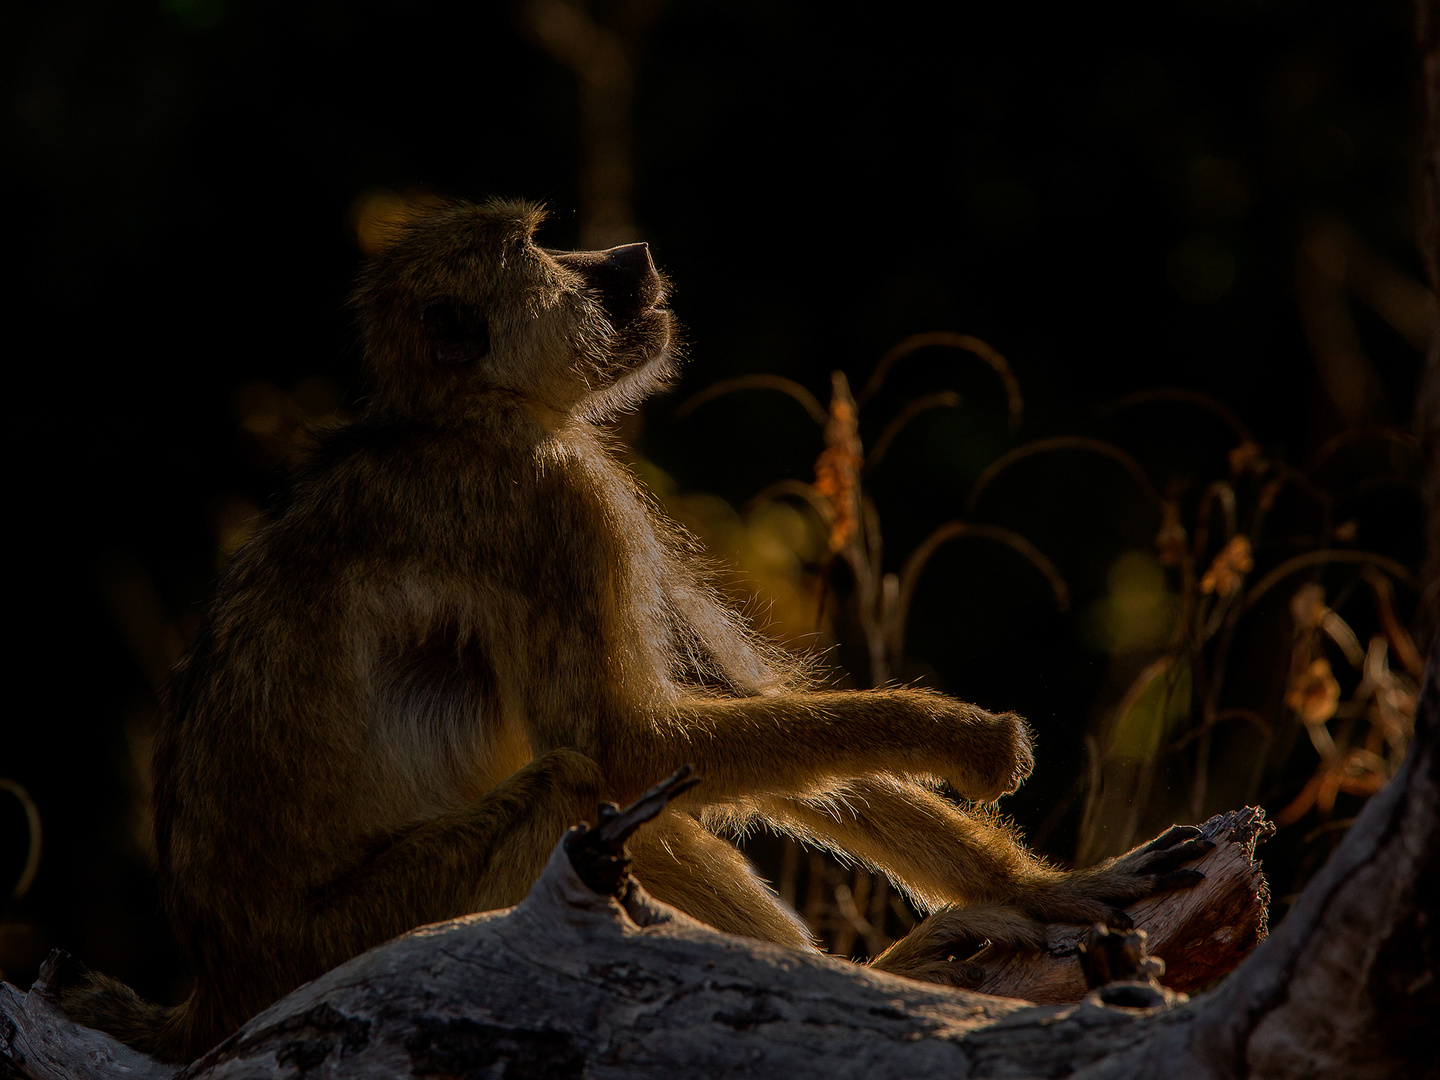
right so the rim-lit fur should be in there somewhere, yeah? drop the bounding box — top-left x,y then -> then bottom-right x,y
352,199 -> 677,421
58,200 -> 1208,1062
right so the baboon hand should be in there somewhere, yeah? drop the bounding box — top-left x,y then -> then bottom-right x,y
925,696 -> 1034,802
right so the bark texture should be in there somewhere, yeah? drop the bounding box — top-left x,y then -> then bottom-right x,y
2,668 -> 1432,1080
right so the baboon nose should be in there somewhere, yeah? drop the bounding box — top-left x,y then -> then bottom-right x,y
605,242 -> 653,273
594,243 -> 661,327
558,243 -> 662,328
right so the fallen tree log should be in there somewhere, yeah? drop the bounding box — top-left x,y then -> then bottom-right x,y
0,833 -> 1244,1080
2,649 -> 1433,1079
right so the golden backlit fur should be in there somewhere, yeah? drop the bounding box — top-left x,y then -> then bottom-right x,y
60,200 -> 1206,1061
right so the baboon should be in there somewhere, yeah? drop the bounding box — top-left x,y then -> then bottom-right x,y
61,199 -> 1208,1061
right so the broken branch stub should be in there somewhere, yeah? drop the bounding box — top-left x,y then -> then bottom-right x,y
563,764 -> 699,898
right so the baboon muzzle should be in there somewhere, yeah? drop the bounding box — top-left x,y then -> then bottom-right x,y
555,243 -> 663,330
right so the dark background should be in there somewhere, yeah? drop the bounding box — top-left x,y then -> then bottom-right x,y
3,0 -> 1431,1005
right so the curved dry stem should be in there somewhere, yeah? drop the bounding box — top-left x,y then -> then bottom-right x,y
671,375 -> 829,427
0,778 -> 42,903
865,391 -> 963,472
744,479 -> 832,526
1099,655 -> 1200,837
856,332 -> 1023,432
1243,550 -> 1420,612
1360,568 -> 1427,679
1096,387 -> 1254,446
890,521 -> 1069,662
1335,474 -> 1425,507
964,436 -> 1164,514
861,494 -> 883,574
1077,733 -> 1105,866
1110,656 -> 1175,742
1265,462 -> 1335,528
1308,424 -> 1419,475
1167,707 -> 1274,754
1193,481 -> 1238,556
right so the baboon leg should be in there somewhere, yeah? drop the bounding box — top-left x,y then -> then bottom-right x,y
628,810 -> 814,951
762,779 -> 1211,926
756,778 -> 1047,912
600,689 -> 1033,806
185,748 -> 609,1046
316,748 -> 608,950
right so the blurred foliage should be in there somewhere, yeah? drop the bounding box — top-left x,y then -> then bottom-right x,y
5,0 -> 1432,997
664,344 -> 1426,958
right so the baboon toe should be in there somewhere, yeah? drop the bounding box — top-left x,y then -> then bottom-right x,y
1142,824 -> 1204,852
1136,839 -> 1214,874
1152,868 -> 1206,892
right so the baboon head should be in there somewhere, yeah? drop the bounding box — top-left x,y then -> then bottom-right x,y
352,199 -> 673,421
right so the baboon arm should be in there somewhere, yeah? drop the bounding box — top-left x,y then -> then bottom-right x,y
599,688 -> 1032,807
311,749 -> 607,958
756,778 -> 1051,913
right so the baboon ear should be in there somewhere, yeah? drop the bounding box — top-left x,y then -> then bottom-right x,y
421,299 -> 490,367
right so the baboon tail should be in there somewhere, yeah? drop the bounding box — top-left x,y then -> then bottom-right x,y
48,951 -> 183,1060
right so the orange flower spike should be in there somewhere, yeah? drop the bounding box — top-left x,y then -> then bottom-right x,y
1286,656 -> 1342,724
1199,535 -> 1254,596
1290,583 -> 1327,630
1227,440 -> 1262,477
813,371 -> 864,554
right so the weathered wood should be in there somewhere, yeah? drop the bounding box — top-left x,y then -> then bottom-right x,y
975,807 -> 1273,1003
1,658 -> 1430,1078
0,827 -> 1211,1080
0,979 -> 174,1080
0,728 -> 1428,1080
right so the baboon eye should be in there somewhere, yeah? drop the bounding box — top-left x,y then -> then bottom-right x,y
421,299 -> 490,367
